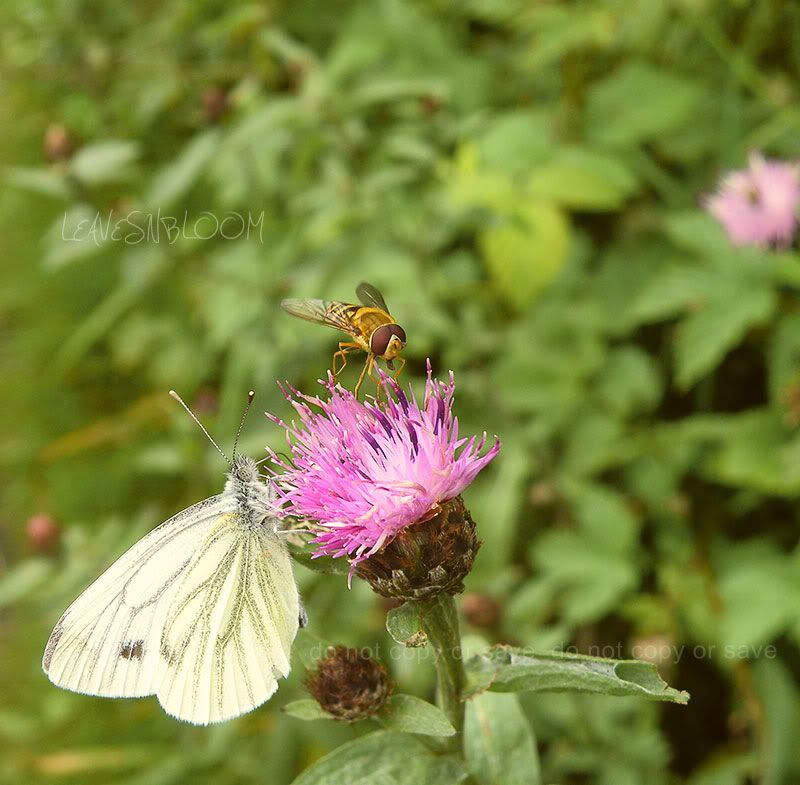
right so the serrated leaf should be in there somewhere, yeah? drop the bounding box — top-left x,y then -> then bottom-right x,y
465,692 -> 540,785
378,695 -> 455,736
465,646 -> 689,704
290,730 -> 467,785
479,201 -> 570,311
282,699 -> 332,721
386,602 -> 427,647
68,140 -> 139,185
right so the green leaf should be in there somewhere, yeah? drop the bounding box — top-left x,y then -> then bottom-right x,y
144,130 -> 220,208
378,695 -> 455,737
465,646 -> 689,704
290,730 -> 466,785
282,699 -> 332,721
68,140 -> 139,185
716,542 -> 800,649
675,286 -> 775,388
0,560 -> 52,609
586,62 -> 702,147
465,692 -> 540,785
5,166 -> 71,200
386,602 -> 428,647
479,201 -> 570,311
289,544 -> 350,576
527,147 -> 638,211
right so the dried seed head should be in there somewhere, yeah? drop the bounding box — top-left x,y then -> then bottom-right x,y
305,646 -> 390,721
355,495 -> 481,602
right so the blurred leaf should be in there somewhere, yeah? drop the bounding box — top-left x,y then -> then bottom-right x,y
68,140 -> 139,185
586,62 -> 702,147
465,691 -> 540,785
479,202 -> 570,311
378,695 -> 455,736
675,285 -> 775,389
465,646 -> 689,704
5,166 -> 71,200
283,699 -> 332,721
527,147 -> 638,210
0,559 -> 52,609
144,130 -> 220,208
290,730 -> 467,785
716,541 -> 800,649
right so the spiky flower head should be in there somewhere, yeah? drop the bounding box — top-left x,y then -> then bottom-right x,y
305,646 -> 390,721
267,364 -> 499,595
704,152 -> 800,249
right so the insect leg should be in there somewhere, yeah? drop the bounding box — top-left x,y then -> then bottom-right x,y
353,354 -> 374,399
331,342 -> 360,381
391,356 -> 406,383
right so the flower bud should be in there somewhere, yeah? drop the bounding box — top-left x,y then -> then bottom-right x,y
355,495 -> 481,602
462,593 -> 502,630
201,86 -> 228,124
43,124 -> 74,162
27,514 -> 61,554
305,646 -> 390,721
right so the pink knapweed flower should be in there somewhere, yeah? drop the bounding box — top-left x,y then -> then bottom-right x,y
704,152 -> 800,249
267,365 -> 500,569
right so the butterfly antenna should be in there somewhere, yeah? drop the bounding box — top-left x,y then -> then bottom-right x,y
231,391 -> 255,460
169,390 -> 231,464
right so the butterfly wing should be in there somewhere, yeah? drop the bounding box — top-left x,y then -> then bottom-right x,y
43,497 -> 300,725
156,512 -> 299,724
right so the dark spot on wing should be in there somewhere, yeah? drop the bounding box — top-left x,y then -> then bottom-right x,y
120,639 -> 145,660
43,620 -> 65,671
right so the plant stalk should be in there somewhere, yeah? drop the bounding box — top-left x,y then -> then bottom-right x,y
419,594 -> 465,751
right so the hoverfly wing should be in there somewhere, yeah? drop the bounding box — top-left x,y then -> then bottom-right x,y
355,282 -> 390,313
280,298 -> 359,336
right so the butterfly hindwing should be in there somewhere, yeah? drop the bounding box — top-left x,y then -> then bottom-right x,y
156,512 -> 299,724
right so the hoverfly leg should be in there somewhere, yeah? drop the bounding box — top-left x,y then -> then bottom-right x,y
353,354 -> 374,400
391,356 -> 406,383
331,342 -> 359,382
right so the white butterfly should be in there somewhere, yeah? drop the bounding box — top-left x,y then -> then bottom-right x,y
42,392 -> 306,725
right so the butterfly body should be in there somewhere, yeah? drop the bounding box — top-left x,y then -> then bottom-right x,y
43,455 -> 303,725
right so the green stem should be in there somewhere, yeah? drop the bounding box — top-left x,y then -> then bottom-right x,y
418,594 -> 465,751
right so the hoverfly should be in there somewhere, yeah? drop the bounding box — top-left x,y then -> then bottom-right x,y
281,282 -> 406,398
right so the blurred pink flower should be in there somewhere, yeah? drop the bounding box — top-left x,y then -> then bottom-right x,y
704,152 -> 800,249
267,364 -> 500,570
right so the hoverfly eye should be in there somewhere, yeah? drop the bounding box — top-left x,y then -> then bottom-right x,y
369,325 -> 393,357
392,325 -> 407,344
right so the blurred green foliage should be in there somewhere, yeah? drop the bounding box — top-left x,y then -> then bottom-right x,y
2,0 -> 800,783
